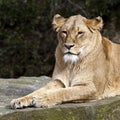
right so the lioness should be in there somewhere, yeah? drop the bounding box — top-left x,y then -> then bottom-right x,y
11,14 -> 120,109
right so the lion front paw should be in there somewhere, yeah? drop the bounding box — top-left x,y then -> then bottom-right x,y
10,97 -> 35,109
10,98 -> 27,109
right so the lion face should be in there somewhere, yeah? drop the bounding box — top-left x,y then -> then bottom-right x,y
53,14 -> 103,63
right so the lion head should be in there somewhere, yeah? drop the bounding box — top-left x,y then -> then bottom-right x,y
52,14 -> 103,63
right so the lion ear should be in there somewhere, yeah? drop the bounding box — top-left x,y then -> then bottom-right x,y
52,14 -> 67,32
85,16 -> 103,32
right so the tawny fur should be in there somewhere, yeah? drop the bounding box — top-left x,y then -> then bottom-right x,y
11,14 -> 120,109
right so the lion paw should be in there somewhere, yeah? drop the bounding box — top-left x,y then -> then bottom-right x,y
10,98 -> 28,109
10,97 -> 35,109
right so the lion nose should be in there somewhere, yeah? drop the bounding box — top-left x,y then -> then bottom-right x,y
64,43 -> 74,50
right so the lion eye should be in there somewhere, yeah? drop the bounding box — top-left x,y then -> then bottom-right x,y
77,31 -> 84,37
62,31 -> 67,36
78,31 -> 84,35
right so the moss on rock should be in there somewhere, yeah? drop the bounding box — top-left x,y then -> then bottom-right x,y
1,97 -> 120,120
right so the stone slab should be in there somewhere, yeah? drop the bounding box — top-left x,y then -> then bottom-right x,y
0,76 -> 120,120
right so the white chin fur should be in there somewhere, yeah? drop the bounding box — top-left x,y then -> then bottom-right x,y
63,54 -> 79,63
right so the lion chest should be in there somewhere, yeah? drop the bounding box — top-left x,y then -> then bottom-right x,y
65,65 -> 81,87
53,63 -> 92,87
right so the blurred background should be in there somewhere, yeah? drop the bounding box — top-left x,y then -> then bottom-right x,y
0,0 -> 120,78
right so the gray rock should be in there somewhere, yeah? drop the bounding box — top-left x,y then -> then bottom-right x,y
0,76 -> 120,120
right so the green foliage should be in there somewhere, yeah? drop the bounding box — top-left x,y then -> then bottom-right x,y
0,0 -> 55,78
85,0 -> 120,23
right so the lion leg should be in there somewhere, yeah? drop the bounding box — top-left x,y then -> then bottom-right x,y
10,80 -> 64,109
34,82 -> 97,107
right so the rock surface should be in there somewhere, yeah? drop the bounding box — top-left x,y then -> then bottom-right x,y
0,76 -> 120,120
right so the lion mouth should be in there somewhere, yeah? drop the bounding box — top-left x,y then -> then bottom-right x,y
63,51 -> 79,63
64,51 -> 79,56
